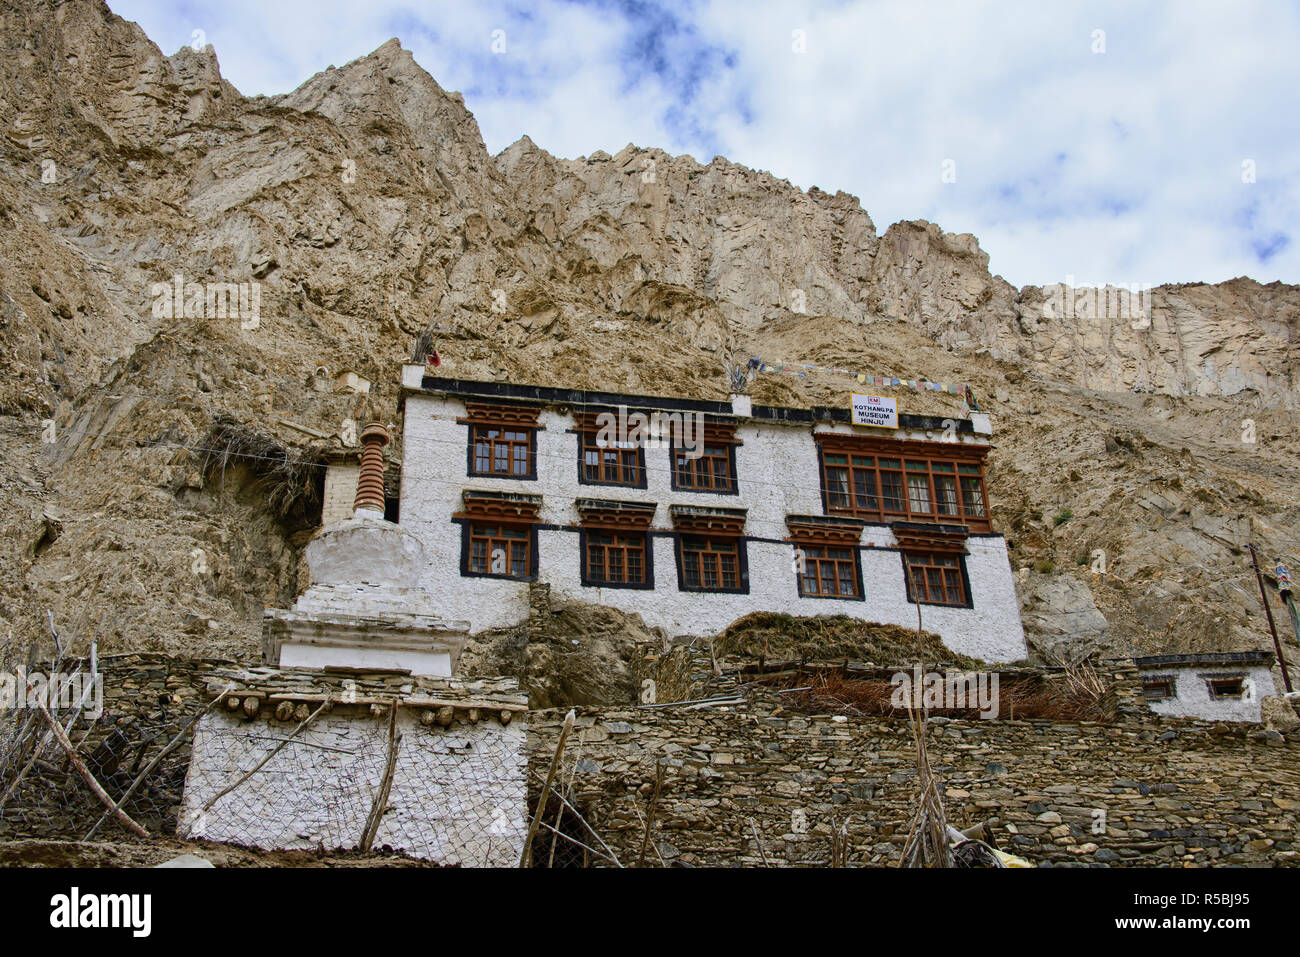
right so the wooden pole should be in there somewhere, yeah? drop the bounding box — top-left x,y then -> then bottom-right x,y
638,761 -> 664,866
520,710 -> 574,867
361,702 -> 401,852
1249,543 -> 1292,692
34,696 -> 147,838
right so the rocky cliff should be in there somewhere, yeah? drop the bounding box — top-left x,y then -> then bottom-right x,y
1,0 -> 1297,678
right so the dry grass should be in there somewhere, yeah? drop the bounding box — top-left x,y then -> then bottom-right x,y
772,660 -> 1114,722
197,416 -> 323,525
716,612 -> 985,670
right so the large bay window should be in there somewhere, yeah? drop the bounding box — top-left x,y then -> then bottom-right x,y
818,435 -> 990,531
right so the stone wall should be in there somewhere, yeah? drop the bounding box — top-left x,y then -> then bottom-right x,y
527,667 -> 1300,867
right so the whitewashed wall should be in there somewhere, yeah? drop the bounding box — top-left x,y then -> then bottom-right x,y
401,392 -> 1028,663
1143,666 -> 1277,722
179,709 -> 526,865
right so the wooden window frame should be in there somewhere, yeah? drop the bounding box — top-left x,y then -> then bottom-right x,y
577,428 -> 647,488
672,443 -> 738,494
1205,676 -> 1245,699
816,435 -> 991,532
464,522 -> 534,580
793,543 -> 862,599
468,424 -> 535,479
1142,677 -> 1176,701
459,403 -> 541,480
453,491 -> 542,582
902,550 -> 971,608
582,530 -> 652,589
676,535 -> 747,593
670,419 -> 741,495
576,499 -> 656,590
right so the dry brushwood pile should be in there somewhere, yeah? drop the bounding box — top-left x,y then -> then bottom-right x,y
713,612 -> 986,669
769,661 -> 1114,722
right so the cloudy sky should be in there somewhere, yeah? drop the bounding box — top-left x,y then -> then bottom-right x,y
110,0 -> 1297,289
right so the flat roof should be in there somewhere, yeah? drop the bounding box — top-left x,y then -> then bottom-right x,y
405,374 -> 980,437
1134,651 -> 1274,669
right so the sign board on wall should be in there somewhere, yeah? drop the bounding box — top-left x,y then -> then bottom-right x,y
850,393 -> 899,429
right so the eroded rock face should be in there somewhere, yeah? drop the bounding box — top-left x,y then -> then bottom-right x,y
0,0 -> 1297,667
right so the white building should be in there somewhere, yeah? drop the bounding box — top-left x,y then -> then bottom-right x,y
1135,651 -> 1277,723
397,366 -> 1028,663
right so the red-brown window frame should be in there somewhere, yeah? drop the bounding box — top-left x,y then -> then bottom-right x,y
458,403 -> 541,480
817,435 -> 991,531
585,531 -> 648,586
467,523 -> 532,579
580,429 -> 645,486
671,419 -> 741,494
679,536 -> 741,591
576,499 -> 656,589
796,544 -> 860,598
903,551 -> 967,606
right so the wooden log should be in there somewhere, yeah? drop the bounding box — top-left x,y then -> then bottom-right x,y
243,696 -> 260,717
521,710 -> 574,867
360,703 -> 400,853
85,683 -> 235,840
275,701 -> 295,722
499,710 -> 512,725
420,709 -> 435,726
435,706 -> 454,727
226,696 -> 241,711
34,697 -> 147,838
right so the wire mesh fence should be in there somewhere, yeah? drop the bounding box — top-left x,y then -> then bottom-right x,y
177,703 -> 529,866
0,644 -> 203,843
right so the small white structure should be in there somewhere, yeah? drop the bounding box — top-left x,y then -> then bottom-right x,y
1135,651 -> 1277,723
398,370 -> 1028,663
179,425 -> 528,865
263,513 -> 468,676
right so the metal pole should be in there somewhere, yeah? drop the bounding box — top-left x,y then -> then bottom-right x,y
1248,543 -> 1292,692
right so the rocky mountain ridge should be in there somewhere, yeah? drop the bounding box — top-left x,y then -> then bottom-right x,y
1,1 -> 1297,681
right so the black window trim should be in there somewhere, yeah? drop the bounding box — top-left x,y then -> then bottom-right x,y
900,549 -> 975,609
792,542 -> 866,602
668,442 -> 740,496
466,423 -> 539,481
579,527 -> 656,590
673,532 -> 750,595
454,516 -> 540,582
